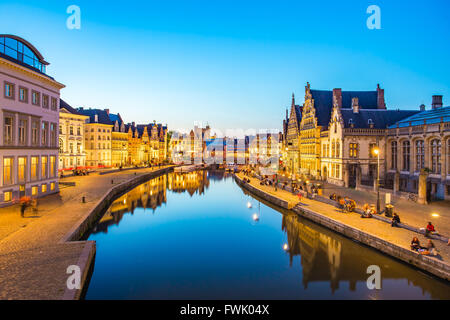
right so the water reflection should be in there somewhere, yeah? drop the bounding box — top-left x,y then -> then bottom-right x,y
86,170 -> 450,300
281,213 -> 449,299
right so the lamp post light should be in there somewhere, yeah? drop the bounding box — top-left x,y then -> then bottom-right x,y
373,147 -> 380,215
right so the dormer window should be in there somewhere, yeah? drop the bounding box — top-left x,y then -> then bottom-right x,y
368,119 -> 374,128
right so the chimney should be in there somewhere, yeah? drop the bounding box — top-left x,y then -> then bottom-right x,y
432,95 -> 443,110
132,121 -> 135,127
352,97 -> 360,113
377,84 -> 386,109
420,104 -> 426,111
332,88 -> 342,108
94,114 -> 98,123
105,109 -> 110,115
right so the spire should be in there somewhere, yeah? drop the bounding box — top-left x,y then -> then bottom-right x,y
291,93 -> 295,106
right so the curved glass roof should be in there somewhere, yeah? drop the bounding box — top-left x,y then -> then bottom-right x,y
0,35 -> 48,74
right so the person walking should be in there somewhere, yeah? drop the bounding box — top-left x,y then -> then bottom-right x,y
20,201 -> 27,218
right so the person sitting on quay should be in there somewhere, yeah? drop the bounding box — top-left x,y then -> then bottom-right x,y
361,203 -> 373,218
330,193 -> 337,201
391,213 -> 401,227
410,237 -> 422,251
424,222 -> 438,238
338,196 -> 346,212
420,239 -> 438,256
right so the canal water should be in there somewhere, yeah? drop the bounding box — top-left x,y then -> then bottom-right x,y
85,171 -> 450,300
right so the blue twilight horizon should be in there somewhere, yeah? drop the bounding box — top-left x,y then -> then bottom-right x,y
0,0 -> 449,132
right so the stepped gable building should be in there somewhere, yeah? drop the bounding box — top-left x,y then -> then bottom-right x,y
386,96 -> 450,203
125,121 -> 168,165
282,82 -> 421,190
77,108 -> 113,168
0,35 -> 65,207
283,93 -> 303,175
108,111 -> 128,167
59,99 -> 89,170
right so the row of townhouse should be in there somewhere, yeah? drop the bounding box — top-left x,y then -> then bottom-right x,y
0,34 -> 168,207
282,82 -> 450,203
59,106 -> 169,170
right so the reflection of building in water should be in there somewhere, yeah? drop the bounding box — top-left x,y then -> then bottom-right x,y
168,171 -> 210,196
282,213 -> 342,292
281,213 -> 448,297
93,175 -> 167,234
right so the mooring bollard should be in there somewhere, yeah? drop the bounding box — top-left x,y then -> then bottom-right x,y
111,179 -> 114,184
82,196 -> 86,203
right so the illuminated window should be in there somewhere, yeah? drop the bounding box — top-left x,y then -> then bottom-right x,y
50,156 -> 56,177
31,157 -> 39,181
41,184 -> 47,193
3,158 -> 13,185
41,156 -> 48,179
32,186 -> 38,196
4,191 -> 12,202
18,157 -> 27,183
349,143 -> 358,158
50,182 -> 55,191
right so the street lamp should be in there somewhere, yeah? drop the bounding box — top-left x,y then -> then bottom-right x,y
373,147 -> 380,215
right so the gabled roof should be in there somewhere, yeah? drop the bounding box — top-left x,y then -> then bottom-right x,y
60,99 -> 82,115
341,109 -> 420,129
77,108 -> 113,125
388,106 -> 450,128
311,89 -> 380,129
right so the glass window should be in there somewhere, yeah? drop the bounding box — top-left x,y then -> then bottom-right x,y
41,122 -> 48,146
19,87 -> 28,102
41,156 -> 48,179
42,95 -> 49,108
18,119 -> 27,145
4,191 -> 12,202
402,141 -> 410,171
3,158 -> 13,185
41,184 -> 47,193
349,143 -> 358,158
32,121 -> 39,145
32,186 -> 38,196
50,156 -> 56,177
416,140 -> 425,171
32,91 -> 40,106
31,157 -> 39,181
18,157 -> 27,183
4,116 -> 13,144
431,139 -> 441,174
4,82 -> 14,99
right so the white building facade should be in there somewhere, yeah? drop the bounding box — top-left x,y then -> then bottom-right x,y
0,35 -> 65,206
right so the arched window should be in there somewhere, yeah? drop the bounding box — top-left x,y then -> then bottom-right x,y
431,139 -> 441,174
415,140 -> 424,171
402,141 -> 410,171
391,141 -> 397,169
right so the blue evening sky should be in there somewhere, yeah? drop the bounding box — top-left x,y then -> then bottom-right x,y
0,0 -> 449,132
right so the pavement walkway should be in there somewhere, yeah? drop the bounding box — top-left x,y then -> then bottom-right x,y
237,173 -> 450,268
317,181 -> 450,238
0,166 -> 171,300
